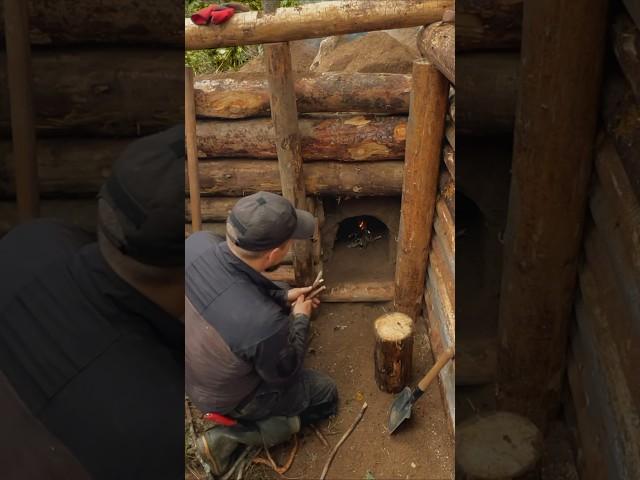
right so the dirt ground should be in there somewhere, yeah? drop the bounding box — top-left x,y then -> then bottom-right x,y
186,302 -> 454,480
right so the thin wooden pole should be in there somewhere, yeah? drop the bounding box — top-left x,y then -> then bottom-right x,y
185,67 -> 202,232
263,0 -> 312,286
4,0 -> 39,220
496,0 -> 608,429
394,60 -> 449,320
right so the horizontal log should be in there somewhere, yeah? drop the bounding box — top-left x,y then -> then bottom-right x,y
320,281 -> 394,302
194,72 -> 411,119
195,160 -> 403,196
0,1 -> 183,46
0,140 -> 126,197
613,13 -> 640,104
457,53 -> 519,135
418,22 -> 455,84
0,50 -> 183,136
264,265 -> 295,285
457,0 -> 523,52
185,197 -> 236,222
0,200 -> 96,236
197,115 -> 407,161
185,0 -> 452,50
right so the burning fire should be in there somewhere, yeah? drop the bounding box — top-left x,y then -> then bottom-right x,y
358,219 -> 367,231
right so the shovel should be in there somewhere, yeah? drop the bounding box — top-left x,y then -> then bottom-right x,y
388,349 -> 455,434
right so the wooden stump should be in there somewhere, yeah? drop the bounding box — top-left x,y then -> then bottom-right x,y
373,313 -> 413,393
456,412 -> 542,479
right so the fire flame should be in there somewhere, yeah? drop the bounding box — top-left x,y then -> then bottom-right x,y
358,219 -> 367,231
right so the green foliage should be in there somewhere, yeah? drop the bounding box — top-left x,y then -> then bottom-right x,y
185,0 -> 300,74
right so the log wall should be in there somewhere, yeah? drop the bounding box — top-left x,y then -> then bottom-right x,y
0,4 -> 183,235
567,8 -> 640,477
423,87 -> 455,434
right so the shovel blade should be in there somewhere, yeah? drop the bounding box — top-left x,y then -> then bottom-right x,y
388,386 -> 414,434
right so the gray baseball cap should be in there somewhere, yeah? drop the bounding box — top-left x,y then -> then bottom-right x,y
228,192 -> 316,251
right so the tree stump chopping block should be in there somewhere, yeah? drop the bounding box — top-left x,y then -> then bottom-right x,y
373,312 -> 413,393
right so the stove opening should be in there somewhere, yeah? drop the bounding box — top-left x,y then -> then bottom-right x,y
324,215 -> 392,284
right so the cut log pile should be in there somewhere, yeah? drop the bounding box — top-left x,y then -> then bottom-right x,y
0,4 -> 183,235
568,9 -> 640,477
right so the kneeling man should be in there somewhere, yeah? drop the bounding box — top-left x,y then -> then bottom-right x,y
185,192 -> 338,474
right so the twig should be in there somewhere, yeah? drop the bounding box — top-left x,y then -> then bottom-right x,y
310,424 -> 330,448
185,398 -> 214,480
252,434 -> 299,475
320,402 -> 368,480
307,285 -> 326,300
312,270 -> 324,288
221,446 -> 256,480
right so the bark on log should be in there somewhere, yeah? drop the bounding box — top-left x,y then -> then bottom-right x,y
320,281 -> 394,302
603,77 -> 640,201
456,53 -> 519,135
196,115 -> 407,161
456,412 -> 542,479
265,265 -> 296,284
0,140 -> 127,197
263,28 -> 313,285
418,22 -> 455,84
195,160 -> 403,196
613,13 -> 640,104
496,0 -> 608,429
0,1 -> 183,46
373,313 -> 414,393
186,197 -> 236,222
574,253 -> 640,479
457,0 -> 523,52
0,50 -> 184,136
185,0 -> 452,50
394,61 -> 448,320
194,73 -> 411,119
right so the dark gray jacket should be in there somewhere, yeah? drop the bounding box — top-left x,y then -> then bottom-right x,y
185,232 -> 310,414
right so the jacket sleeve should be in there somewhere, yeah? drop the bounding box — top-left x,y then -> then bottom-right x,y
252,313 -> 310,386
267,288 -> 290,310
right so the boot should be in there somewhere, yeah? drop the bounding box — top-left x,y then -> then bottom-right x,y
197,416 -> 300,475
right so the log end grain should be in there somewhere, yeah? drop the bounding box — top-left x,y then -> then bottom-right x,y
374,312 -> 414,393
456,412 -> 542,479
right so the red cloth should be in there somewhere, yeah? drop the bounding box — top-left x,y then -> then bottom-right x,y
191,4 -> 236,25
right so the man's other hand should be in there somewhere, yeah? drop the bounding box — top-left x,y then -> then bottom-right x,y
287,286 -> 314,303
292,294 -> 320,317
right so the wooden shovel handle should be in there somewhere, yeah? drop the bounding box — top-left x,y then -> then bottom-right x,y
416,349 -> 454,392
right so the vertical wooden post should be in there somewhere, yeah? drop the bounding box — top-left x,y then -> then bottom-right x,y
496,0 -> 608,429
4,0 -> 39,220
394,60 -> 448,320
185,67 -> 202,232
263,0 -> 313,285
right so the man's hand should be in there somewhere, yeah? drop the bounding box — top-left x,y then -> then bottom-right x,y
287,286 -> 314,304
292,294 -> 320,318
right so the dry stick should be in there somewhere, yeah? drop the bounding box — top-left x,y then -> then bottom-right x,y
320,402 -> 368,480
310,424 -> 330,448
252,434 -> 299,475
307,285 -> 327,300
221,446 -> 256,480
